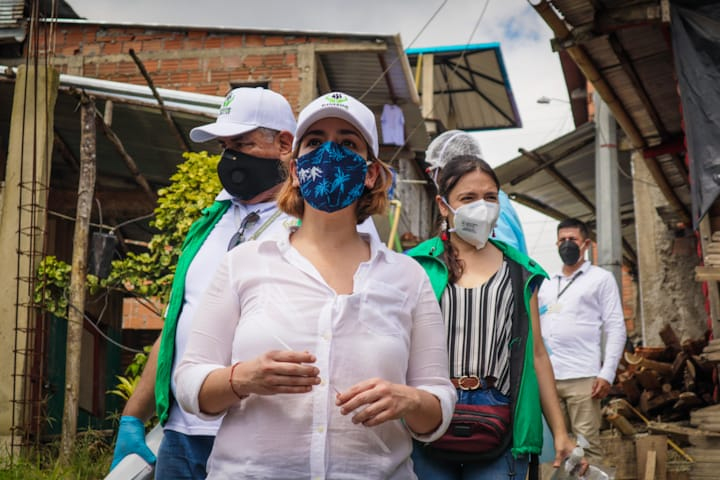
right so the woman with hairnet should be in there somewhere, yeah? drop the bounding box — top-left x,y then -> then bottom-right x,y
424,130 -> 528,255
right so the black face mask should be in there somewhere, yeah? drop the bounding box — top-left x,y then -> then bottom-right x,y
558,240 -> 581,266
217,149 -> 284,201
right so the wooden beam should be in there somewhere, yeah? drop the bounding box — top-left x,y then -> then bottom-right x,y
314,42 -> 387,54
608,34 -> 669,141
315,54 -> 332,95
93,110 -> 157,205
698,216 -> 720,336
60,93 -> 96,464
518,147 -> 596,212
129,48 -> 190,151
53,129 -> 79,171
509,135 -> 595,185
642,155 -> 691,225
696,266 -> 720,282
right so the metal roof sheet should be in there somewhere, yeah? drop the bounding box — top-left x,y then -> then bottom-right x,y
495,122 -> 637,265
406,43 -> 521,132
545,0 -> 690,223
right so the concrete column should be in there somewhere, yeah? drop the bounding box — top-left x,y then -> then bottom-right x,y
594,92 -> 622,287
632,152 -> 705,345
0,65 -> 59,451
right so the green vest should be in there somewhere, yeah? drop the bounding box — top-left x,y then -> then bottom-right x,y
406,237 -> 548,457
155,200 -> 232,425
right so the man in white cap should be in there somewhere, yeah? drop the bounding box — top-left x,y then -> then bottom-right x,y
110,87 -> 297,479
424,129 -> 529,253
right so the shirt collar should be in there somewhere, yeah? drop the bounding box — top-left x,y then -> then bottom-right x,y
553,259 -> 590,279
261,228 -> 397,264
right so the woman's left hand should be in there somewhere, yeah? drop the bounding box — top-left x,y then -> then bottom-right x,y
553,434 -> 589,475
553,433 -> 576,467
335,378 -> 419,427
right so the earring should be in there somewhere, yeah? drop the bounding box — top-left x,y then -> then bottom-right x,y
441,218 -> 448,241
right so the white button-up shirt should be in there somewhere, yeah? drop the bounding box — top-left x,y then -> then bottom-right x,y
538,260 -> 626,384
175,232 -> 456,479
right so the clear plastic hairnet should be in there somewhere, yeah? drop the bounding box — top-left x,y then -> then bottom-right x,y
425,130 -> 484,170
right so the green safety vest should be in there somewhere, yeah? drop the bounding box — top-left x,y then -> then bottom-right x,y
406,236 -> 548,457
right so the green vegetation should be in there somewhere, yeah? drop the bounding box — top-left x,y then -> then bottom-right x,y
24,151 -> 221,476
0,430 -> 112,479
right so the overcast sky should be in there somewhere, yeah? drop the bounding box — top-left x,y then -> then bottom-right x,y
65,0 -> 572,272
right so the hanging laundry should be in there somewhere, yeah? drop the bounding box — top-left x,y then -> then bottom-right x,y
381,104 -> 405,146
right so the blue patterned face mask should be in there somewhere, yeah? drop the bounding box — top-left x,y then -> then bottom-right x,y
296,141 -> 368,212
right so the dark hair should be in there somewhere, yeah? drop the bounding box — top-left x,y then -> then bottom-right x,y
557,218 -> 589,239
436,154 -> 500,283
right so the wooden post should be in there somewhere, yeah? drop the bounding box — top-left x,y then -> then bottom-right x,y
636,434 -> 667,480
59,95 -> 97,464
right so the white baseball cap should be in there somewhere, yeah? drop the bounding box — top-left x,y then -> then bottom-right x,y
189,87 -> 297,143
293,92 -> 379,157
426,130 -> 484,170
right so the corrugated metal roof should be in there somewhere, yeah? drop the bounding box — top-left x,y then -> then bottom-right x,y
0,0 -> 23,42
406,43 -> 521,131
317,34 -> 429,154
495,122 -> 638,264
546,0 -> 690,221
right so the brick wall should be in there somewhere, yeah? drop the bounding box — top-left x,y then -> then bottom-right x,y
41,23 -> 355,111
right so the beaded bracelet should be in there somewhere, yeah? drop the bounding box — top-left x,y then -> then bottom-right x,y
229,362 -> 249,401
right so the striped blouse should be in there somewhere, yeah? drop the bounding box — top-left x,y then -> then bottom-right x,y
440,259 -> 514,396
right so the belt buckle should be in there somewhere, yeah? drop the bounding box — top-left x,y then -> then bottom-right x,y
458,375 -> 481,391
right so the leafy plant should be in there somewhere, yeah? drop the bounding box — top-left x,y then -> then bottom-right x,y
34,151 -> 221,317
107,345 -> 152,402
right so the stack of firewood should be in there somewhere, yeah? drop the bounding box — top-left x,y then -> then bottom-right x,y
601,324 -> 720,479
609,324 -> 714,422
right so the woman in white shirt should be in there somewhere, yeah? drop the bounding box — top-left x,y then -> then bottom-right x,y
174,92 -> 456,479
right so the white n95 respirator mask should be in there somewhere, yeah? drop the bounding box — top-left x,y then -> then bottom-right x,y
443,198 -> 500,249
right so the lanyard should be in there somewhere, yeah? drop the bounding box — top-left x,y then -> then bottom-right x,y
556,271 -> 583,301
249,209 -> 283,241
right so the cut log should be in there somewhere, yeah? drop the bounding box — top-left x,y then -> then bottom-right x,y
636,369 -> 662,391
625,352 -> 674,377
673,392 -> 703,410
659,323 -> 682,353
645,391 -> 680,413
620,376 -> 642,405
682,338 -> 707,356
684,361 -> 696,392
671,352 -> 687,381
605,410 -> 637,436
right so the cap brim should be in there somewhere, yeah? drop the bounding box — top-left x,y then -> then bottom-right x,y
189,122 -> 258,143
294,107 -> 378,157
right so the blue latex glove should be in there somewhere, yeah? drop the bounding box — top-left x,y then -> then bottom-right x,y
110,416 -> 157,470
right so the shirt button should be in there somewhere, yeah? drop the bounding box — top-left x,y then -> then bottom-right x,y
317,425 -> 325,433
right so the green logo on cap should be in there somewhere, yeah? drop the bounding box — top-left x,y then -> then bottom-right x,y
324,93 -> 348,105
219,93 -> 234,115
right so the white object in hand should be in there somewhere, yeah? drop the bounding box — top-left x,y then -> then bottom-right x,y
104,424 -> 163,480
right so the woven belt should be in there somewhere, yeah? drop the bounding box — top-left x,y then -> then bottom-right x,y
450,375 -> 498,391
451,375 -> 482,390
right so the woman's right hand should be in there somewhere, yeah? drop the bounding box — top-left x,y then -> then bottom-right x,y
232,350 -> 321,396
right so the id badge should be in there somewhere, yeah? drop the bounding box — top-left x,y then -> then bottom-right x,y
547,303 -> 563,314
